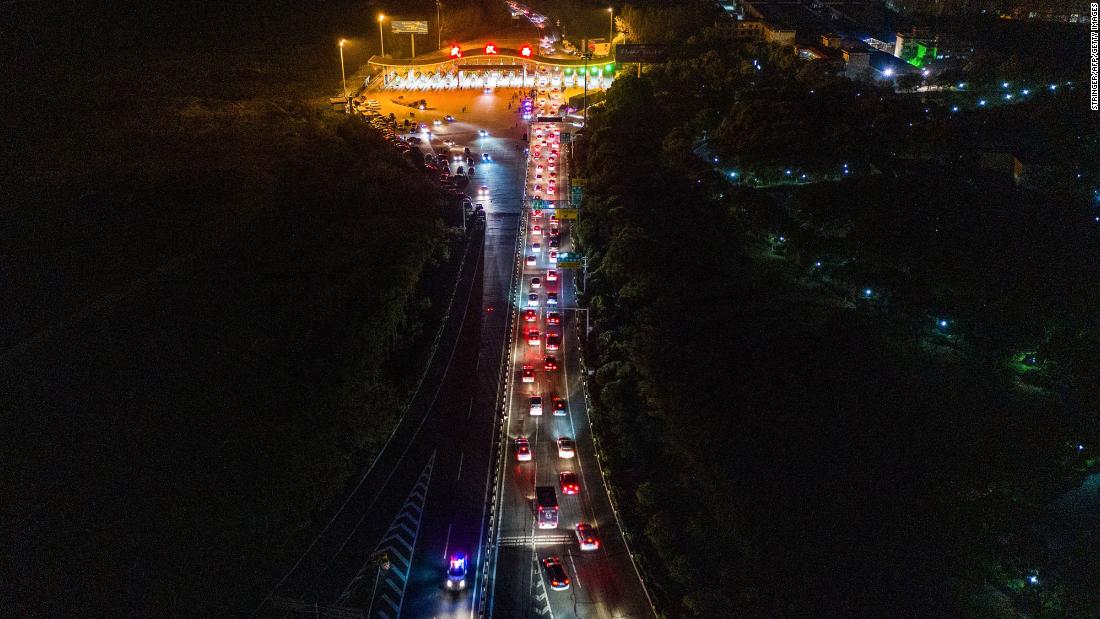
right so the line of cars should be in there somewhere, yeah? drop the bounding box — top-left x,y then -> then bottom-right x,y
512,121 -> 600,594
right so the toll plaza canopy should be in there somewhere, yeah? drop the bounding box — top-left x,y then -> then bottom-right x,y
367,44 -> 617,90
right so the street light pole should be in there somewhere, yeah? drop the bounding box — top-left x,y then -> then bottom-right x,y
581,51 -> 592,126
607,7 -> 614,45
378,14 -> 386,57
436,1 -> 442,50
338,39 -> 349,112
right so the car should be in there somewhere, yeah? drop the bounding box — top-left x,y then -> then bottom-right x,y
527,293 -> 539,307
533,184 -> 542,193
536,165 -> 544,173
549,171 -> 557,179
443,139 -> 456,147
575,523 -> 601,551
531,277 -> 542,289
482,152 -> 492,161
549,226 -> 559,237
527,329 -> 541,346
546,333 -> 561,351
532,151 -> 540,159
546,185 -> 555,194
546,292 -> 558,306
479,185 -> 489,194
553,397 -> 567,416
557,436 -> 575,458
546,311 -> 561,326
479,129 -> 488,137
543,355 -> 558,371
446,552 -> 468,590
419,123 -> 429,132
433,119 -> 442,126
535,174 -> 543,181
529,396 -> 543,416
531,242 -> 541,254
549,239 -> 560,249
548,250 -> 558,263
444,114 -> 455,121
483,87 -> 492,95
546,270 -> 558,282
542,557 -> 571,591
515,437 -> 532,462
547,161 -> 555,171
522,365 -> 535,383
549,215 -> 559,224
559,471 -> 579,495
526,256 -> 537,268
532,225 -> 542,236
532,208 -> 543,218
524,309 -> 538,322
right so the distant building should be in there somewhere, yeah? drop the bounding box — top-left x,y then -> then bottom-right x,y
734,20 -> 766,39
893,28 -> 938,67
764,23 -> 796,45
587,38 -> 612,56
886,0 -> 1091,23
841,48 -> 870,78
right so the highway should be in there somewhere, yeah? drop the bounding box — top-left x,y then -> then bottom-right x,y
486,96 -> 655,617
262,76 -> 651,618
259,90 -> 525,618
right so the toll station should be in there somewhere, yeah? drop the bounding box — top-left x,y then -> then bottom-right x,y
368,43 -> 616,90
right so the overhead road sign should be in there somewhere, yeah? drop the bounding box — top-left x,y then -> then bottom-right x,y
570,186 -> 583,206
615,44 -> 670,63
557,208 -> 578,220
391,21 -> 429,34
556,252 -> 584,268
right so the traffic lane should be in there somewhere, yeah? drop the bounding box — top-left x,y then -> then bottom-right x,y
398,265 -> 489,617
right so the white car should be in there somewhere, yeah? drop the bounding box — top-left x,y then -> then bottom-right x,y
531,277 -> 542,289
529,396 -> 543,416
526,255 -> 537,268
557,437 -> 575,459
532,242 -> 541,254
527,293 -> 539,307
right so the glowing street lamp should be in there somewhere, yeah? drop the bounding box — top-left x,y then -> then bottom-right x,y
378,15 -> 386,56
607,7 -> 614,44
338,39 -> 349,111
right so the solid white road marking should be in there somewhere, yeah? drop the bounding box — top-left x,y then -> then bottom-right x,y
443,523 -> 453,561
568,552 -> 581,589
456,451 -> 464,481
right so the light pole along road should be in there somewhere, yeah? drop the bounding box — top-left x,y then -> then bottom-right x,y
486,106 -> 655,616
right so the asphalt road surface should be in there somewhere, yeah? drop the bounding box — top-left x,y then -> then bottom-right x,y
262,83 -> 650,618
486,113 -> 655,617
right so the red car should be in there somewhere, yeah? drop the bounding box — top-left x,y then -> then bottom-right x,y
527,329 -> 541,346
543,355 -> 558,371
546,270 -> 558,282
546,311 -> 561,326
522,365 -> 535,383
552,397 -> 568,416
524,309 -> 538,322
559,471 -> 580,495
545,332 -> 561,351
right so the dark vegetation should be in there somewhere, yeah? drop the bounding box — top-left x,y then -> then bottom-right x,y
0,1 -> 485,614
572,18 -> 1100,618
